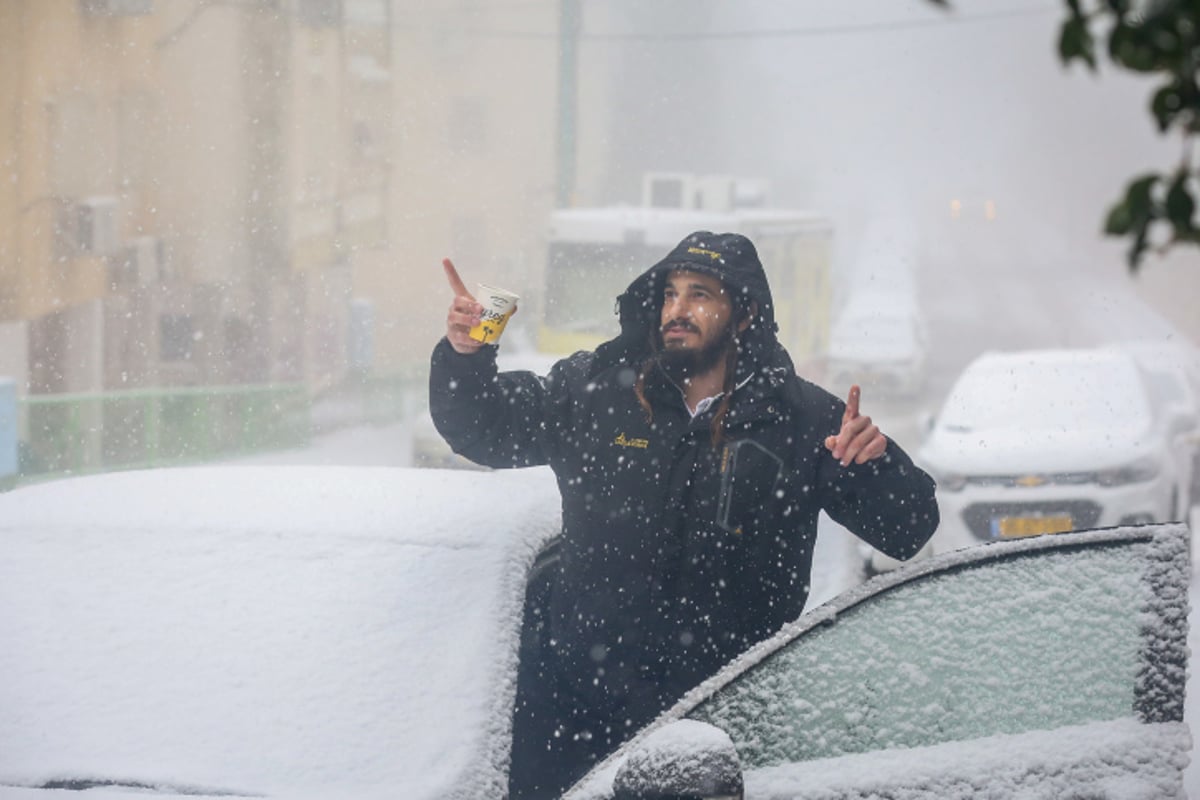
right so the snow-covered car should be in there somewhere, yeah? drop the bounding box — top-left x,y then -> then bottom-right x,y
825,295 -> 928,400
0,468 -> 1191,799
918,347 -> 1191,556
567,523 -> 1191,799
0,465 -> 562,800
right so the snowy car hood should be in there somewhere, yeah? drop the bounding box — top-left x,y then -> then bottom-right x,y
0,466 -> 562,800
918,422 -> 1155,476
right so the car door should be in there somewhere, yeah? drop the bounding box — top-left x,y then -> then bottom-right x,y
566,523 -> 1191,799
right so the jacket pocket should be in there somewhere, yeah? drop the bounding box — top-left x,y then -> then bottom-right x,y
716,438 -> 785,535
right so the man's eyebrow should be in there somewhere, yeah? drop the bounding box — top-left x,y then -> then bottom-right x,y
667,281 -> 718,292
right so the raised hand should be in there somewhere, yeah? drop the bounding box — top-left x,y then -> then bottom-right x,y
443,258 -> 485,355
824,384 -> 887,466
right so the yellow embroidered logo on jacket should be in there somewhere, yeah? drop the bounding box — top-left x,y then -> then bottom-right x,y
614,432 -> 649,449
686,246 -> 722,261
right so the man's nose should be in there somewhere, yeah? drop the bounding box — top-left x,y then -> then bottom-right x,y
664,295 -> 689,317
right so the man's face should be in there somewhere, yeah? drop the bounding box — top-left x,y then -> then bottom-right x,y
657,269 -> 739,375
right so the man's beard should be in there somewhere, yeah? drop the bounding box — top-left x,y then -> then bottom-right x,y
656,321 -> 737,382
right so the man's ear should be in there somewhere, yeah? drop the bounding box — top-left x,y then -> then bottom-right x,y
737,300 -> 759,333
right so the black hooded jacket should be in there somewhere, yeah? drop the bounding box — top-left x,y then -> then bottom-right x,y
430,231 -> 939,715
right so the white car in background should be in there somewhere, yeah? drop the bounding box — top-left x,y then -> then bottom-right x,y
826,295 -> 928,400
918,347 -> 1190,556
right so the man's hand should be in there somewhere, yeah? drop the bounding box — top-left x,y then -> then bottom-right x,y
824,385 -> 887,467
443,258 -> 486,355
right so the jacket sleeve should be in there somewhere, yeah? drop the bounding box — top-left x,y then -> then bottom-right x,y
428,338 -> 575,469
807,388 -> 940,561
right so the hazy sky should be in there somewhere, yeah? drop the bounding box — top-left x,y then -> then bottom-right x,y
589,0 -> 1177,278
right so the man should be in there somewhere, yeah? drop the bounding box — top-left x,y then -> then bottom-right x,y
430,231 -> 939,799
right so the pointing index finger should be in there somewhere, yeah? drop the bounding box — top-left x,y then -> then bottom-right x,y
844,384 -> 861,423
442,258 -> 473,300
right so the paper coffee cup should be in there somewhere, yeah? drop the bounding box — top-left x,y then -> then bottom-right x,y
469,283 -> 519,344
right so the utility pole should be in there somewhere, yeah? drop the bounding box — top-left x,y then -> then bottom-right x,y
556,0 -> 580,208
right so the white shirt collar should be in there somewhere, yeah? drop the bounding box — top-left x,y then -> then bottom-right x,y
679,372 -> 755,418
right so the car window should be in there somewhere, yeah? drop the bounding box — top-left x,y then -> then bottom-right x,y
683,529 -> 1184,771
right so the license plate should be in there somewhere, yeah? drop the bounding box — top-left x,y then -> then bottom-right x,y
993,515 -> 1074,539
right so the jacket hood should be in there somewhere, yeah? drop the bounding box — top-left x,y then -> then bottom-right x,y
595,231 -> 780,369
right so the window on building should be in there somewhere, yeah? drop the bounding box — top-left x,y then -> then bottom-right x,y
118,91 -> 157,189
159,314 -> 194,362
344,0 -> 387,26
296,0 -> 340,27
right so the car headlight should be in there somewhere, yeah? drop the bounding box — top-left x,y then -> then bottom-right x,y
1095,456 -> 1160,486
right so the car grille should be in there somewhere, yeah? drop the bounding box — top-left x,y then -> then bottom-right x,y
961,500 -> 1103,541
964,472 -> 1096,487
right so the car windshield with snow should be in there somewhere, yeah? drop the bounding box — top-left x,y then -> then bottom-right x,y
566,522 -> 1191,799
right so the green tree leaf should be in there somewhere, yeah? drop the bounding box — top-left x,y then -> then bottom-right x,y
1126,173 -> 1161,219
1128,222 -> 1151,271
1111,22 -> 1165,72
931,0 -> 1200,271
1105,199 -> 1135,235
1107,175 -> 1162,268
1151,83 -> 1184,131
1166,172 -> 1197,234
1059,16 -> 1097,69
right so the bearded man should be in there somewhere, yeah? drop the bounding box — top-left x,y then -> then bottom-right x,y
429,230 -> 939,800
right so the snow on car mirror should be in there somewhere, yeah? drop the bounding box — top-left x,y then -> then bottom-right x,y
610,719 -> 744,800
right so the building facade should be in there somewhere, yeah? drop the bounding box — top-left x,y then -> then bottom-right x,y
0,0 -> 560,405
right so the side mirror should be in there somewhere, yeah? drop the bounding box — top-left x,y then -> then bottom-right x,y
611,720 -> 744,800
1169,412 -> 1198,437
